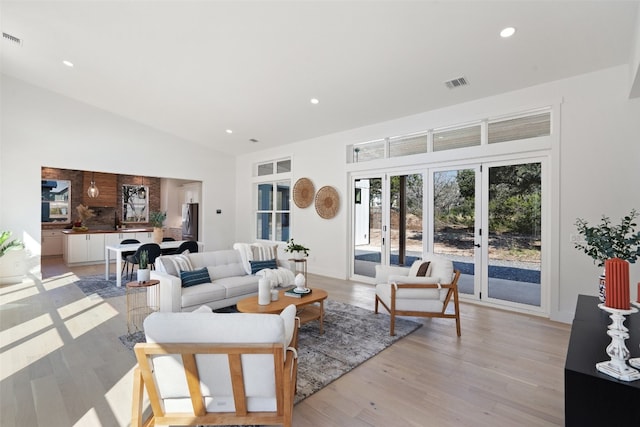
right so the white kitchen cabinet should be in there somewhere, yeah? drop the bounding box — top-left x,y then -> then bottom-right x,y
181,182 -> 201,204
41,230 -> 63,256
104,233 -> 124,248
64,233 -> 105,264
135,232 -> 153,243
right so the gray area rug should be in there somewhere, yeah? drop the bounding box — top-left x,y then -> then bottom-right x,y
117,300 -> 422,405
75,274 -> 125,299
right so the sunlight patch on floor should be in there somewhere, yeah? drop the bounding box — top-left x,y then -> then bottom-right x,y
0,281 -> 39,305
64,301 -> 118,339
106,365 -> 141,426
73,407 -> 101,426
0,328 -> 64,381
57,295 -> 103,320
42,272 -> 81,291
0,313 -> 53,348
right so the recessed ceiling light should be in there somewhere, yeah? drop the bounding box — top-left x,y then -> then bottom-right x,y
500,27 -> 516,38
310,98 -> 319,104
62,60 -> 74,67
226,129 -> 233,134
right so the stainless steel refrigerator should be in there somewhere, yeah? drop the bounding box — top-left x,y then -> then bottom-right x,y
181,203 -> 199,240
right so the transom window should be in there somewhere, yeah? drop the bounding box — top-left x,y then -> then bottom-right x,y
348,109 -> 551,163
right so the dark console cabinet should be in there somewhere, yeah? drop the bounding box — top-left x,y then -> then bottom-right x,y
564,295 -> 640,426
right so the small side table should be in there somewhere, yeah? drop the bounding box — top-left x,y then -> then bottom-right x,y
126,279 -> 160,335
288,258 -> 307,282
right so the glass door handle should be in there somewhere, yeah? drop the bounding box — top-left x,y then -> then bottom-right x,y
474,244 -> 481,248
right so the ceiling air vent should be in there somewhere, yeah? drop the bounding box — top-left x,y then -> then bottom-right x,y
444,76 -> 468,89
2,32 -> 22,46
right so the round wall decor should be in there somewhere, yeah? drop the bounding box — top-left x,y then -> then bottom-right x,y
315,186 -> 339,219
293,178 -> 315,208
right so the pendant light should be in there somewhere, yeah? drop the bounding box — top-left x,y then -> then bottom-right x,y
137,176 -> 146,199
87,172 -> 100,198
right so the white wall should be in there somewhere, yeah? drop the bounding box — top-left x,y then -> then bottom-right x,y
0,75 -> 237,258
236,65 -> 640,323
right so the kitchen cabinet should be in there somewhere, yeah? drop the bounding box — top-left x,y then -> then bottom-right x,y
64,233 -> 105,265
41,230 -> 63,256
180,182 -> 201,204
135,232 -> 154,243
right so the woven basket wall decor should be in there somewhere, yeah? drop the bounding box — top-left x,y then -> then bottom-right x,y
293,178 -> 315,208
315,186 -> 339,219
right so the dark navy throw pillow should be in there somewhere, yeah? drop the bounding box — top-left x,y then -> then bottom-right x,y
180,267 -> 211,287
249,258 -> 278,274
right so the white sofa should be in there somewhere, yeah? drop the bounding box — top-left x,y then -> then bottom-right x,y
152,245 -> 294,312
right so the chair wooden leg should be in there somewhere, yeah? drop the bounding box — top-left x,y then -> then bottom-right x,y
389,313 -> 396,336
452,286 -> 461,337
131,367 -> 153,427
374,295 -> 379,314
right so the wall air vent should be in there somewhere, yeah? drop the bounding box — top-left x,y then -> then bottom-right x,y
2,32 -> 22,45
444,76 -> 468,89
249,138 -> 259,143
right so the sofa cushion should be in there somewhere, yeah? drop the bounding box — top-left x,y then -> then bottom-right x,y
180,267 -> 211,288
249,258 -> 278,274
216,275 -> 260,298
181,282 -> 226,308
188,250 -> 247,279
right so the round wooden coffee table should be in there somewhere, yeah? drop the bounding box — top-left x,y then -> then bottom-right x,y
237,288 -> 328,334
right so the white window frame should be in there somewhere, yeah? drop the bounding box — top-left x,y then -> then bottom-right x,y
254,158 -> 292,242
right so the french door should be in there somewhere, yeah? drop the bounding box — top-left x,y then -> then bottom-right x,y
352,172 -> 424,278
352,157 -> 546,313
431,159 -> 544,311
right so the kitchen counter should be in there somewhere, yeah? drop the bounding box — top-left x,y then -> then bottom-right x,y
62,228 -> 157,266
61,228 -> 153,234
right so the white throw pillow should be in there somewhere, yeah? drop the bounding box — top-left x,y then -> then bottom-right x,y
251,244 -> 278,261
171,254 -> 193,273
408,260 -> 424,276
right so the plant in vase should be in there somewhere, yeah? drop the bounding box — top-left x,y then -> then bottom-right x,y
574,209 -> 640,302
137,249 -> 150,282
285,239 -> 309,259
149,211 -> 167,243
0,231 -> 27,285
74,204 -> 95,230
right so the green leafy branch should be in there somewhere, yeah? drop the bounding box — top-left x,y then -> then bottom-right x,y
574,209 -> 640,266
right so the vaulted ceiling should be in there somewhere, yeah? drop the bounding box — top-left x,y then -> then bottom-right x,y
2,1 -> 638,155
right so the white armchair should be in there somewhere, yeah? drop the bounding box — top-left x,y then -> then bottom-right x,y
131,305 -> 299,427
374,253 -> 461,336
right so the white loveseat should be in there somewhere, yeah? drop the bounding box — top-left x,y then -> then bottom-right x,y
152,244 -> 294,312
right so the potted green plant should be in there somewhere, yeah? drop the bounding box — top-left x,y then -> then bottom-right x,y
0,231 -> 27,285
149,211 -> 167,244
574,209 -> 640,301
285,239 -> 309,259
137,249 -> 150,282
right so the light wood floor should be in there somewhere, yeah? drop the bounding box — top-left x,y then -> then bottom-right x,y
0,257 -> 571,426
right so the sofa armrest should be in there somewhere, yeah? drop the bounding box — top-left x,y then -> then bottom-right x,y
151,270 -> 183,312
